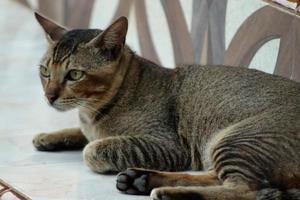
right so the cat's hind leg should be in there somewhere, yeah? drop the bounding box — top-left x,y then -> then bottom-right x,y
150,178 -> 256,200
116,168 -> 220,195
33,128 -> 88,151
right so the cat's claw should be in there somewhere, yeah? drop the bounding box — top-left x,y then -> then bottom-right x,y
116,168 -> 151,195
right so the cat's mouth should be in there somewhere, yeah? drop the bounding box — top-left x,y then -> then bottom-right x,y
49,98 -> 78,111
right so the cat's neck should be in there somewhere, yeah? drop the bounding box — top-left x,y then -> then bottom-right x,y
79,48 -> 173,123
79,48 -> 134,121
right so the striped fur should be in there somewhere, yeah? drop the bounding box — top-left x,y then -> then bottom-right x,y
33,15 -> 300,200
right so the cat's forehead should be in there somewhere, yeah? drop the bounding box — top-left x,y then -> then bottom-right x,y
51,29 -> 102,64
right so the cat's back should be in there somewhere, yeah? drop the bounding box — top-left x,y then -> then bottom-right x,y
176,65 -> 300,98
174,65 -> 300,135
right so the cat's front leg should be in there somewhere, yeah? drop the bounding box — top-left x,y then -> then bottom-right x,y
33,128 -> 88,151
83,135 -> 191,174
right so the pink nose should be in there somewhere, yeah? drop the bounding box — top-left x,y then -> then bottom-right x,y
45,94 -> 58,104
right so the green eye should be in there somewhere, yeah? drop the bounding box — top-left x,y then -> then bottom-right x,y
40,66 -> 50,77
67,70 -> 84,81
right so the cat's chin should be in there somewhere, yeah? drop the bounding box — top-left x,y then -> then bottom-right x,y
53,107 -> 73,112
51,104 -> 76,112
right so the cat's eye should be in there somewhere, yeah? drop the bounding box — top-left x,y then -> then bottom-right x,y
40,66 -> 50,77
66,70 -> 85,81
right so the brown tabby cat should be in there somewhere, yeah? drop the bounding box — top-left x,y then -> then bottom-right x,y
32,12 -> 300,200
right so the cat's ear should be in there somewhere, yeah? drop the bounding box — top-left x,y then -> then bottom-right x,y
34,12 -> 67,43
86,17 -> 128,59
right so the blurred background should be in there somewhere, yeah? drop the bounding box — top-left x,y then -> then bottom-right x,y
0,0 -> 299,199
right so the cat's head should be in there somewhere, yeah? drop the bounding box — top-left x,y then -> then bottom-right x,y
35,13 -> 129,113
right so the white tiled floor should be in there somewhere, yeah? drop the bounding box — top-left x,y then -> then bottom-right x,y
0,1 -> 148,199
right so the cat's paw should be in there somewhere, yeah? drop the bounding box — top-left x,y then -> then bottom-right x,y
150,188 -> 169,200
150,187 -> 200,200
116,168 -> 155,195
32,133 -> 61,151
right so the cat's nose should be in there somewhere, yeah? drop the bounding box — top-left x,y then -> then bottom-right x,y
45,94 -> 58,104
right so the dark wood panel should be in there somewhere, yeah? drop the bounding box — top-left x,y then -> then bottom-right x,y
191,0 -> 209,64
13,0 -> 31,9
274,24 -> 294,79
224,6 -> 291,67
161,0 -> 194,65
206,0 -> 227,65
225,5 -> 300,81
112,0 -> 133,21
38,0 -> 65,25
65,0 -> 95,28
191,0 -> 226,65
135,0 -> 160,64
293,22 -> 300,81
275,18 -> 300,81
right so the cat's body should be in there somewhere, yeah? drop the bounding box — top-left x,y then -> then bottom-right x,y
33,14 -> 300,200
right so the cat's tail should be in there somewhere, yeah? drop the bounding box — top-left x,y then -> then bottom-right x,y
256,188 -> 300,200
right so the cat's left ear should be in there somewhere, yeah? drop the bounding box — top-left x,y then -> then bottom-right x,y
34,12 -> 67,44
86,17 -> 128,59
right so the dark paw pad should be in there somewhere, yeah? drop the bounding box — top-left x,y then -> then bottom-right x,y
116,168 -> 152,195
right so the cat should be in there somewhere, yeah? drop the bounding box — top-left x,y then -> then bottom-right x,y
33,13 -> 300,200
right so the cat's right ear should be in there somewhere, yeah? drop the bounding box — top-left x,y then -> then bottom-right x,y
34,12 -> 67,44
85,17 -> 128,60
